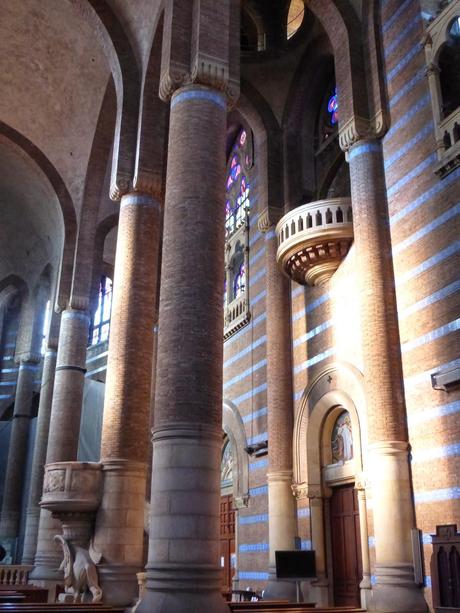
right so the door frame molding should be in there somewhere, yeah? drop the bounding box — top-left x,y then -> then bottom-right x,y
292,362 -> 372,607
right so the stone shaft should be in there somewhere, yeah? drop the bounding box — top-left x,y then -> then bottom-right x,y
32,308 -> 89,581
100,192 -> 160,463
348,139 -> 407,444
94,191 -> 160,606
262,229 -> 297,598
348,139 -> 426,613
0,360 -> 38,538
22,348 -> 57,564
45,309 -> 90,463
138,85 -> 229,613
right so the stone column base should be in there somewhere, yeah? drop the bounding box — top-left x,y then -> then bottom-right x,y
97,564 -> 142,608
93,459 -> 147,607
370,564 -> 428,612
136,565 -> 229,613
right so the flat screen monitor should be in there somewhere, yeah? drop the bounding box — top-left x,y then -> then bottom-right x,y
275,550 -> 316,580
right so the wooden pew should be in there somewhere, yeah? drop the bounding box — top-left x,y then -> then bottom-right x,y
0,604 -> 125,613
0,585 -> 48,603
229,604 -> 366,613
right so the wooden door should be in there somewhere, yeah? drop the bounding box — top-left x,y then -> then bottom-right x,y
330,484 -> 363,607
220,494 -> 236,591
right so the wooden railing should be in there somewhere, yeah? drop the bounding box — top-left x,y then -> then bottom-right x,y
0,566 -> 33,586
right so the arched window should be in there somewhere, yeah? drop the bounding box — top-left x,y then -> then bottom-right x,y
439,16 -> 460,118
91,276 -> 112,345
224,127 -> 253,338
315,82 -> 339,150
221,438 -> 234,489
225,130 -> 251,237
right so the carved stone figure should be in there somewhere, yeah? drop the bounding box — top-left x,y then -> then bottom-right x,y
54,535 -> 102,603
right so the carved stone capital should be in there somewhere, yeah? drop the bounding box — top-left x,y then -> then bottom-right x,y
159,62 -> 192,103
68,294 -> 90,313
234,495 -> 249,509
339,115 -> 375,152
291,482 -> 308,500
354,472 -> 367,491
109,177 -> 131,202
306,484 -> 323,500
132,171 -> 163,202
258,206 -> 283,233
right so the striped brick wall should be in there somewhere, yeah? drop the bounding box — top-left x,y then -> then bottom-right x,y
380,0 -> 460,603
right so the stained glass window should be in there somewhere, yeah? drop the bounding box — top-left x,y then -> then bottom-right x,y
225,129 -> 251,237
91,276 -> 113,345
221,439 -> 233,486
233,263 -> 246,299
327,88 -> 338,125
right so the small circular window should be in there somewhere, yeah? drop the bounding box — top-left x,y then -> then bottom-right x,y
287,0 -> 305,40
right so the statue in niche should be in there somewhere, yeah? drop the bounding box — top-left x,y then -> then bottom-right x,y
331,411 -> 353,463
221,439 -> 233,485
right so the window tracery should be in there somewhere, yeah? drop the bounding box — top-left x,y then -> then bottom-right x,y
91,276 -> 112,345
224,127 -> 253,339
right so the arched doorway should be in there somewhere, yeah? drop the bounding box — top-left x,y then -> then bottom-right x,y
292,363 -> 372,608
322,408 -> 362,607
221,400 -> 250,592
220,437 -> 236,592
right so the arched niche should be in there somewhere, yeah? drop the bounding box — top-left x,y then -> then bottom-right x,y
293,361 -> 367,491
292,361 -> 372,608
222,400 -> 249,509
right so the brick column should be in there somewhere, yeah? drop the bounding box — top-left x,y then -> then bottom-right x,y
347,138 -> 427,613
31,308 -> 90,582
92,191 -> 161,606
0,357 -> 40,540
258,210 -> 297,600
137,85 -> 229,613
22,316 -> 59,564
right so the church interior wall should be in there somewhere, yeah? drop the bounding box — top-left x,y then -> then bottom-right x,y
0,1 -> 458,611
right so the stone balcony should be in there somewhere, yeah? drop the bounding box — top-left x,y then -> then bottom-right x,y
275,198 -> 353,286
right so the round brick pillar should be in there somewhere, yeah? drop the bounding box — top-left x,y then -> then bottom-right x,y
22,346 -> 58,564
348,139 -> 427,613
0,359 -> 40,540
93,192 -> 161,607
31,308 -> 90,582
259,223 -> 297,600
137,85 -> 229,613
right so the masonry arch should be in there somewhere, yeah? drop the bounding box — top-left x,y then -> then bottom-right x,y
293,362 -> 371,607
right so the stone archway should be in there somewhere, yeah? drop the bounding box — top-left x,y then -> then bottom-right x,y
292,361 -> 372,608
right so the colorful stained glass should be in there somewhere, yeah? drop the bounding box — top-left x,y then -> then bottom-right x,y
225,129 -> 251,237
234,263 -> 246,298
327,88 -> 338,125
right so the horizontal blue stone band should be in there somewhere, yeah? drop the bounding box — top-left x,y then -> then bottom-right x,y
121,194 -> 159,209
63,311 -> 90,324
171,88 -> 226,110
349,142 -> 381,160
